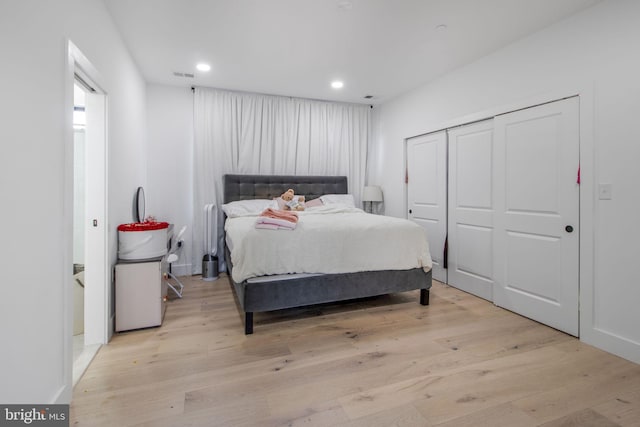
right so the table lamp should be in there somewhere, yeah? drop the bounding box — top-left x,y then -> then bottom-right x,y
362,185 -> 383,213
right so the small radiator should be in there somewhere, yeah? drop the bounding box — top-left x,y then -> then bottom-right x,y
202,203 -> 219,281
203,203 -> 218,257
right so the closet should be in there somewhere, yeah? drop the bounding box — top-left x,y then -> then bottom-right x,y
407,97 -> 579,336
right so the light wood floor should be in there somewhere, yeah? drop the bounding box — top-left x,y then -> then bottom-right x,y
71,274 -> 640,426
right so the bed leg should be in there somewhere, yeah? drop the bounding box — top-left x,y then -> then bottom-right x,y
420,289 -> 430,306
245,312 -> 254,335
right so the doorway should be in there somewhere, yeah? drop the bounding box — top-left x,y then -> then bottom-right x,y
68,42 -> 109,387
72,82 -> 89,371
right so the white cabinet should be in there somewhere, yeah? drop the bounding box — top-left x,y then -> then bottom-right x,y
115,259 -> 167,332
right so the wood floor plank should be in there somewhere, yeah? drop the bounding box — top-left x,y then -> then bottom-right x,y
270,400 -> 351,427
433,402 -> 538,427
70,392 -> 185,426
335,403 -> 431,427
539,408 -> 622,427
70,274 -> 640,426
592,388 -> 640,426
265,342 -> 448,419
510,348 -> 640,424
338,345 -> 567,421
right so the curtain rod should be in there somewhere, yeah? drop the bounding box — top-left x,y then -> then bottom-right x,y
191,85 -> 373,108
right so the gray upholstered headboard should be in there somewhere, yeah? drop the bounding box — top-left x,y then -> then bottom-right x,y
223,174 -> 348,203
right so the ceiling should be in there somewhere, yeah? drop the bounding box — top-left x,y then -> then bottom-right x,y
104,0 -> 601,104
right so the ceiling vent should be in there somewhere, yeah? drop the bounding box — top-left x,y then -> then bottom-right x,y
173,72 -> 195,78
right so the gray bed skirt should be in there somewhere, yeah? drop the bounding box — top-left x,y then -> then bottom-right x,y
225,247 -> 432,334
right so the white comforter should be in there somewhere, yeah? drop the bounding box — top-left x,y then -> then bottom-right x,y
225,205 -> 433,283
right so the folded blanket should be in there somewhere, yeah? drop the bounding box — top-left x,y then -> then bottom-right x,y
255,216 -> 297,230
260,208 -> 299,223
254,208 -> 299,230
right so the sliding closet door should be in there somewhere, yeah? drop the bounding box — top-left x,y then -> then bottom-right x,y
407,131 -> 447,283
447,120 -> 494,300
493,97 -> 579,336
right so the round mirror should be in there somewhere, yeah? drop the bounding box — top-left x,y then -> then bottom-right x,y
134,186 -> 145,222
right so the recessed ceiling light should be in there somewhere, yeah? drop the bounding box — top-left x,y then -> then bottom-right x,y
435,24 -> 448,31
196,63 -> 211,72
331,80 -> 344,89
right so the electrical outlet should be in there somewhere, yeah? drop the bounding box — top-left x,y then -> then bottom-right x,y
599,183 -> 612,200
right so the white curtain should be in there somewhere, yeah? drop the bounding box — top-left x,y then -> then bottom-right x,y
193,87 -> 371,273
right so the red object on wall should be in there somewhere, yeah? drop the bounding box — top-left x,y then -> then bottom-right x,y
577,166 -> 580,184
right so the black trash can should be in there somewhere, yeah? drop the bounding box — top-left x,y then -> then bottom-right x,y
202,254 -> 218,281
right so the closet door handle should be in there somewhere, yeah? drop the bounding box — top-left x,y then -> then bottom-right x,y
409,209 -> 412,214
565,225 -> 574,233
443,235 -> 448,269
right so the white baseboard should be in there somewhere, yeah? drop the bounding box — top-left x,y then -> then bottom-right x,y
582,328 -> 640,365
108,314 -> 114,342
72,344 -> 101,388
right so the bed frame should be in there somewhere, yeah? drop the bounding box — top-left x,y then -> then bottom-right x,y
223,174 -> 432,334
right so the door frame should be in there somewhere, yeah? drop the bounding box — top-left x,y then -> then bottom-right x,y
61,40 -> 109,401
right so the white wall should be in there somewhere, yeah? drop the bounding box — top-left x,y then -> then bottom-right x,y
372,0 -> 640,363
0,0 -> 147,403
146,85 -> 194,275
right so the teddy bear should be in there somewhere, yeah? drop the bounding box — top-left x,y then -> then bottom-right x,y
280,188 -> 305,211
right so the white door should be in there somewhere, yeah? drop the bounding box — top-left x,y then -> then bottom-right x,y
83,88 -> 109,345
407,131 -> 447,283
447,120 -> 494,300
493,97 -> 579,336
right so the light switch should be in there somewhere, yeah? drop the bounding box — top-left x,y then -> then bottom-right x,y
599,183 -> 612,200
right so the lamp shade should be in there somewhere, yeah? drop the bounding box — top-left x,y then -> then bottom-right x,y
362,185 -> 383,202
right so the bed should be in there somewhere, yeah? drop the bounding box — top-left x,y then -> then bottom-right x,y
223,174 -> 433,334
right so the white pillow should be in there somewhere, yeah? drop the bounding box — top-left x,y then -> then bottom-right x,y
222,199 -> 276,217
320,194 -> 356,207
